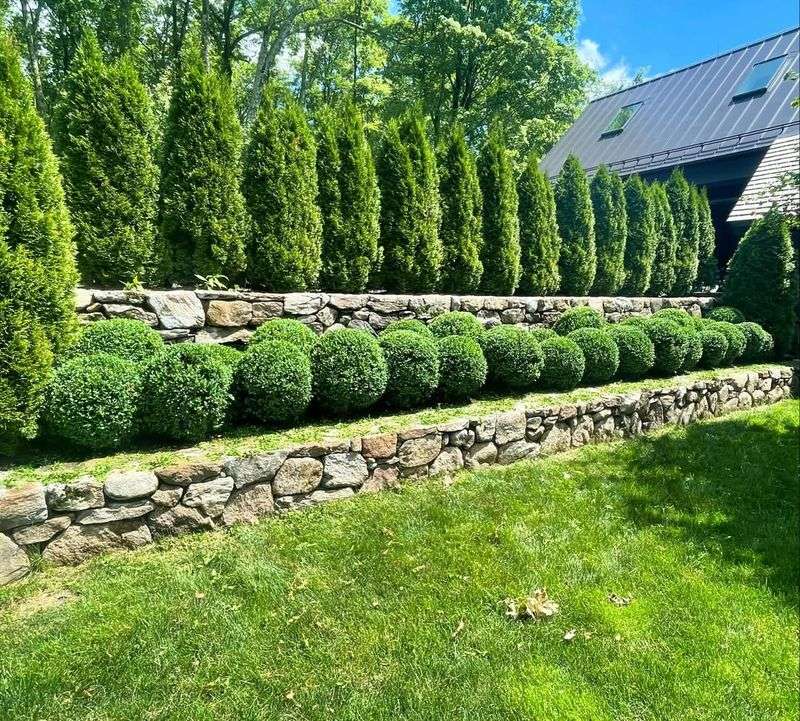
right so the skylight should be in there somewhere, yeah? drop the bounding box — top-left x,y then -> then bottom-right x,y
602,102 -> 643,137
733,56 -> 786,100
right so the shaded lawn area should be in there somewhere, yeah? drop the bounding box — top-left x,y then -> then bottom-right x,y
1,362 -> 787,488
0,400 -> 798,721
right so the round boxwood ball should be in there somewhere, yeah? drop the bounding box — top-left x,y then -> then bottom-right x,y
529,327 -> 557,343
482,325 -> 544,390
738,322 -> 774,361
707,306 -> 745,324
44,353 -> 141,450
682,332 -> 703,372
698,329 -> 728,368
645,318 -> 689,375
380,319 -> 434,339
67,318 -> 164,364
704,320 -> 746,365
235,341 -> 312,424
436,335 -> 487,401
140,344 -> 235,442
312,328 -> 388,414
619,316 -> 650,330
652,308 -> 697,330
567,328 -> 620,385
250,318 -> 317,356
539,337 -> 586,391
553,306 -> 606,336
378,330 -> 440,408
607,325 -> 655,378
201,343 -> 243,370
429,311 -> 485,341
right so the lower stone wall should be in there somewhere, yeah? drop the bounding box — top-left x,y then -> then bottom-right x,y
74,288 -> 716,343
0,367 -> 793,587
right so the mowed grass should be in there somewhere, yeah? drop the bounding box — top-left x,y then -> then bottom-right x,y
0,400 -> 798,721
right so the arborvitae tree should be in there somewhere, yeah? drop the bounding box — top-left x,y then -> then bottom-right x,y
437,124 -> 483,293
590,166 -> 627,295
244,87 -> 321,291
0,31 -> 77,443
555,154 -> 595,295
158,40 -> 248,284
666,168 -> 699,295
723,209 -> 797,355
54,33 -> 159,287
517,154 -> 560,295
647,182 -> 678,296
478,125 -> 520,295
315,108 -> 344,290
694,187 -> 718,291
621,175 -> 656,295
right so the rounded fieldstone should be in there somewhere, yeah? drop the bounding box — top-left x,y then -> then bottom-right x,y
0,533 -> 31,586
104,470 -> 159,501
323,453 -> 369,488
273,458 -> 323,496
0,484 -> 48,531
398,434 -> 442,468
46,475 -> 104,512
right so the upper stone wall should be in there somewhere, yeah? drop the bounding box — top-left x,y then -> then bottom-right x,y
74,288 -> 716,344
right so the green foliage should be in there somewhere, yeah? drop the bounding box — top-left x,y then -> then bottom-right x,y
139,344 -> 235,442
645,318 -> 689,375
235,341 -> 312,425
590,166 -> 626,295
244,86 -> 321,291
517,155 -> 560,295
312,329 -> 388,415
651,308 -> 697,330
698,329 -> 728,368
567,328 -> 619,384
66,319 -> 164,364
722,209 -> 797,354
555,155 -> 596,295
707,306 -> 745,324
553,306 -> 606,336
429,312 -> 485,342
435,335 -> 487,401
539,336 -> 585,391
250,319 -> 317,357
379,330 -> 440,408
738,322 -> 774,362
380,319 -> 434,339
530,327 -> 557,343
478,125 -> 520,295
703,320 -> 746,365
53,33 -> 159,286
647,183 -> 678,296
694,188 -> 718,291
666,168 -> 699,295
606,325 -> 655,378
158,39 -> 248,284
44,353 -> 140,450
621,175 -> 656,295
619,316 -> 650,330
482,325 -> 543,390
438,124 -> 483,293
682,332 -> 703,372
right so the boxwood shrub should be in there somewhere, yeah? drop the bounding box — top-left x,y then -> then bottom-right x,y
682,331 -> 703,371
607,325 -> 655,378
235,341 -> 312,424
312,328 -> 388,414
529,327 -> 557,343
652,308 -> 697,330
139,344 -> 235,442
482,325 -> 543,390
44,353 -> 141,450
429,311 -> 485,341
703,320 -> 746,365
379,330 -> 440,408
645,318 -> 689,375
553,306 -> 605,336
698,329 -> 728,368
250,318 -> 317,356
619,316 -> 650,330
539,337 -> 586,391
66,319 -> 164,364
738,322 -> 774,361
436,335 -> 487,401
380,319 -> 434,339
567,328 -> 619,384
707,306 -> 745,324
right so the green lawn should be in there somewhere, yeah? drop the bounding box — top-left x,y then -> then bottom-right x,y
1,400 -> 798,721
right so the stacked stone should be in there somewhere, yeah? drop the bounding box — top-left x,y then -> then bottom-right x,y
1,367 -> 792,587
75,288 -> 715,344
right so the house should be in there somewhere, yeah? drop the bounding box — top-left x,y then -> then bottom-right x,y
540,27 -> 800,268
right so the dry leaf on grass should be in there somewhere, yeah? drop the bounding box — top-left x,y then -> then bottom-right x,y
563,629 -> 577,642
502,588 -> 559,622
608,593 -> 632,607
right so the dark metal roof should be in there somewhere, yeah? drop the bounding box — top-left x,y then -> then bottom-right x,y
540,28 -> 800,178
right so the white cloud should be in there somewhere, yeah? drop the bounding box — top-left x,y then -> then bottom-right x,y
577,38 -> 642,98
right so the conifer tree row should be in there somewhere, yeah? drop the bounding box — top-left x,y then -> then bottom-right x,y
694,188 -> 718,291
666,168 -> 699,295
620,175 -> 656,296
647,182 -> 678,296
590,165 -> 627,295
555,154 -> 595,295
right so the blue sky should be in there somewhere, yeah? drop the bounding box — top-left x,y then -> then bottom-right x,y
578,0 -> 799,87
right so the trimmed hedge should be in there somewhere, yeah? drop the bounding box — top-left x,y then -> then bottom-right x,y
380,319 -> 434,339
66,319 -> 164,364
707,306 -> 745,324
651,308 -> 697,330
682,331 -> 703,372
703,320 -> 746,365
379,330 -> 440,408
553,306 -> 605,335
607,325 -> 655,378
482,325 -> 543,390
738,322 -> 774,362
645,318 -> 688,375
530,327 -> 557,343
250,319 -> 317,356
429,312 -> 485,341
539,337 -> 586,391
436,336 -> 487,401
698,329 -> 728,369
567,328 -> 619,384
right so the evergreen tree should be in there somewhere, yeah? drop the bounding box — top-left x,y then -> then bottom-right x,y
555,154 -> 595,295
666,168 -> 699,295
158,39 -> 248,284
243,86 -> 321,291
694,187 -> 718,291
478,125 -> 520,295
621,175 -> 656,295
590,166 -> 626,295
517,154 -> 560,295
315,108 -> 345,289
437,124 -> 482,293
647,182 -> 678,296
54,32 -> 159,287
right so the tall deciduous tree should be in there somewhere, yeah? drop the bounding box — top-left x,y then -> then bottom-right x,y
437,124 -> 482,293
517,155 -> 560,295
621,175 -> 656,296
647,182 -> 677,296
590,166 -> 626,295
694,187 -> 718,291
555,154 -> 595,295
243,85 -> 322,291
667,168 -> 699,295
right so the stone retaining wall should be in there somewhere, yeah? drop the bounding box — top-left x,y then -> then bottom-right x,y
74,288 -> 716,343
0,366 -> 793,587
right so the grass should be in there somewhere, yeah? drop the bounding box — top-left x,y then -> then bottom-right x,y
1,362 -> 786,488
0,400 -> 797,721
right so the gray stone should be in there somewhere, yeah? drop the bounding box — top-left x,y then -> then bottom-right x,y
275,487 -> 355,511
104,470 -> 158,501
155,461 -> 222,487
182,477 -> 234,518
146,290 -> 205,329
323,453 -> 369,488
206,300 -> 253,327
437,418 -> 469,433
195,326 -> 253,344
94,289 -> 142,304
273,458 -> 323,496
361,433 -> 397,459
224,452 -> 288,489
464,441 -> 498,468
448,429 -> 475,448
148,505 -> 214,538
74,288 -> 94,310
150,485 -> 183,508
429,447 -> 464,475
540,423 -> 572,455
77,500 -> 154,525
251,301 -> 284,324
347,319 -> 377,335
0,484 -> 48,531
316,306 -> 338,327
398,433 -> 442,468
46,475 -> 104,512
408,294 -> 450,317
283,293 -> 329,315
103,304 -> 159,326
328,294 -> 368,311
289,440 -> 350,458
494,410 -> 527,445
367,294 -> 409,313
497,440 -> 539,464
222,483 -> 274,527
474,416 -> 496,443
0,533 -> 30,585
42,521 -> 151,566
361,466 -> 400,493
11,516 -> 71,545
